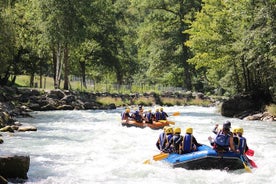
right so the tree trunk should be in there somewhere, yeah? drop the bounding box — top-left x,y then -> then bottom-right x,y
53,44 -> 63,89
79,61 -> 87,88
29,73 -> 34,87
63,44 -> 69,90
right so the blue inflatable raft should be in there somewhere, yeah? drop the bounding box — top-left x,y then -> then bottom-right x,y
163,145 -> 249,170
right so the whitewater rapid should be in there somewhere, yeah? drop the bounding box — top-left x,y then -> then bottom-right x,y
0,106 -> 275,184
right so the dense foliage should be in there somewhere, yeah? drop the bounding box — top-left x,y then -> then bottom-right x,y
0,0 -> 275,100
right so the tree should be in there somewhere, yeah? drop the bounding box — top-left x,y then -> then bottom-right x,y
39,0 -> 92,89
186,0 -> 275,99
130,0 -> 202,89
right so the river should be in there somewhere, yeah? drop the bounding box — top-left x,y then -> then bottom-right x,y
0,106 -> 275,184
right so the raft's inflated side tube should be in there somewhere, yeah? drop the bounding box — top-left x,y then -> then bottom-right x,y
121,120 -> 170,130
164,145 -> 244,170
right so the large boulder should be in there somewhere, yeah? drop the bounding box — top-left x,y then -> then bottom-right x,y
221,95 -> 256,118
221,91 -> 272,118
0,155 -> 30,179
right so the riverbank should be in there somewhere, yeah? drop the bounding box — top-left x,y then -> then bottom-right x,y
1,86 -> 275,130
0,86 -> 274,182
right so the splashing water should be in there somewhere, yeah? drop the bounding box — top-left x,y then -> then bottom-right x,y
0,106 -> 275,184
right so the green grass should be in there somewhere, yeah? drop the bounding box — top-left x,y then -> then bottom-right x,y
266,104 -> 276,116
13,75 -> 214,107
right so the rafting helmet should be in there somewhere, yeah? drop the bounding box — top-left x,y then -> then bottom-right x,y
156,109 -> 159,112
223,120 -> 231,130
236,127 -> 244,134
186,127 -> 193,134
233,127 -> 238,134
160,107 -> 163,111
163,126 -> 169,131
174,127 -> 181,134
165,127 -> 173,134
126,108 -> 130,113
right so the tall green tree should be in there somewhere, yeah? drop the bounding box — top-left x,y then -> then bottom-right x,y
186,0 -> 275,98
39,0 -> 92,89
130,0 -> 202,90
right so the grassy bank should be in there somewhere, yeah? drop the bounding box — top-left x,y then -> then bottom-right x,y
96,96 -> 214,107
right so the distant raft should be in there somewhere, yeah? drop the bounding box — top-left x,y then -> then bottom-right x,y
121,120 -> 172,130
163,144 -> 252,171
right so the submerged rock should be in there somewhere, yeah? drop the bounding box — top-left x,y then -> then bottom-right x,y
0,155 -> 30,180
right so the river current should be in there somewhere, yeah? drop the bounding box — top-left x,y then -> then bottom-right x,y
0,106 -> 275,184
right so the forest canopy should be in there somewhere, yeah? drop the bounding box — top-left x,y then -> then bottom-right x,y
0,0 -> 275,100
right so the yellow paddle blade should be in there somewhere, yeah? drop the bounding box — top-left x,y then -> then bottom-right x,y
243,162 -> 252,173
153,153 -> 169,161
143,159 -> 151,164
159,120 -> 166,123
168,121 -> 175,125
159,120 -> 175,125
172,112 -> 180,116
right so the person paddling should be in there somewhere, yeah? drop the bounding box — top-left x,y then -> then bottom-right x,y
180,127 -> 201,154
209,121 -> 240,154
163,127 -> 184,154
236,127 -> 249,154
156,126 -> 169,151
160,107 -> 169,120
145,109 -> 154,124
121,108 -> 131,122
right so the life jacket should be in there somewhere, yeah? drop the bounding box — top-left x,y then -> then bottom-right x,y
157,132 -> 166,150
164,134 -> 173,149
237,136 -> 247,154
171,134 -> 183,153
182,133 -> 193,153
146,112 -> 153,122
214,130 -> 230,152
160,112 -> 167,120
155,112 -> 161,121
133,110 -> 142,122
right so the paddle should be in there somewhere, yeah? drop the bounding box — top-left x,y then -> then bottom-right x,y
240,155 -> 252,173
143,152 -> 169,164
172,112 -> 180,116
246,148 -> 254,156
157,112 -> 179,125
159,120 -> 175,125
248,158 -> 258,168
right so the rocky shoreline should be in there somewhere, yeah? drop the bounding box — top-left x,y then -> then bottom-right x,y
0,86 -> 274,182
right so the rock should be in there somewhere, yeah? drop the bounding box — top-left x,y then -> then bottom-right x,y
17,126 -> 37,132
0,126 -> 14,133
56,104 -> 74,110
0,155 -> 30,179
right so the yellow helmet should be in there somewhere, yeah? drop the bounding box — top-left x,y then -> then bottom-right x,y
163,126 -> 169,131
165,127 -> 173,134
160,107 -> 163,111
236,127 -> 244,134
186,127 -> 193,134
233,127 -> 238,134
126,108 -> 130,113
174,127 -> 181,134
156,109 -> 159,112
